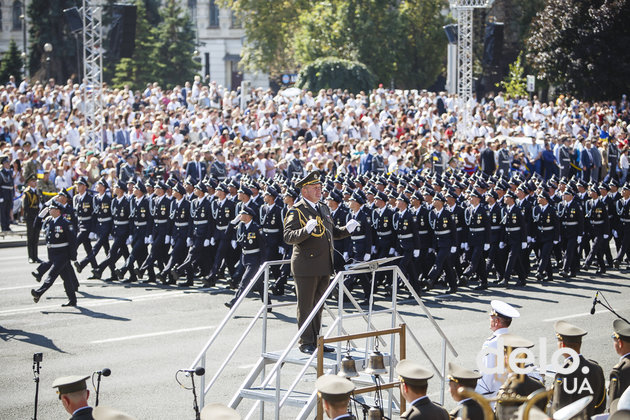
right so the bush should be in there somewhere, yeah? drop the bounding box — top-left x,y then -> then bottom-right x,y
296,57 -> 376,94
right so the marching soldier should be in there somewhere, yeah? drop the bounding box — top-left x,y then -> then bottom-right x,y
463,190 -> 490,290
23,175 -> 42,263
73,177 -> 95,270
551,320 -> 606,417
345,191 -> 374,302
448,362 -> 484,420
326,189 -> 349,275
271,186 -> 299,296
397,360 -> 449,420
610,319 -> 630,403
425,193 -> 457,294
158,183 -> 192,284
608,138 -> 620,181
260,186 -> 283,282
75,178 -> 112,274
559,187 -> 584,278
411,190 -> 434,280
92,181 -> 130,282
393,194 -> 420,292
315,375 -> 355,420
583,186 -> 609,274
30,200 -> 78,307
497,191 -> 527,287
485,190 -> 505,282
614,183 -> 630,269
445,190 -> 465,282
207,183 -> 236,285
533,191 -> 560,282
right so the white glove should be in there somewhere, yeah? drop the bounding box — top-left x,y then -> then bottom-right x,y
278,246 -> 283,254
371,245 -> 376,253
484,243 -> 490,251
186,238 -> 193,247
499,242 -> 506,249
460,242 -> 466,250
613,230 -> 618,238
450,246 -> 457,253
171,237 -> 175,245
527,236 -> 533,243
204,239 -> 210,247
165,235 -> 170,244
363,253 -> 370,262
38,208 -> 49,218
413,249 -> 420,258
231,240 -> 237,249
230,216 -> 240,225
464,243 -> 470,251
521,242 -> 527,249
428,248 -> 434,253
210,237 -> 216,246
145,235 -> 153,244
305,219 -> 317,233
343,252 -> 349,261
604,234 -> 609,239
389,247 -> 395,255
126,236 -> 133,245
89,232 -> 96,240
577,236 -> 582,244
345,219 -> 360,233
553,240 -> 559,245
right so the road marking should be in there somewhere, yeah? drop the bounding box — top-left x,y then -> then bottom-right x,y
543,309 -> 607,322
0,280 -> 103,292
90,325 -> 215,344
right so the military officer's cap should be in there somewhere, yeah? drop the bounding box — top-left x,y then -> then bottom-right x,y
52,375 -> 90,397
624,183 -> 630,192
555,320 -> 587,343
610,178 -> 621,188
134,181 -> 147,194
155,180 -> 168,190
216,183 -> 228,193
295,170 -> 322,189
345,180 -> 357,190
342,188 -> 352,197
422,188 -> 435,197
184,175 -> 195,186
467,189 -> 481,200
374,191 -> 388,202
397,194 -> 410,205
486,190 -> 499,200
576,179 -> 588,189
505,190 -> 517,200
432,192 -> 445,202
285,187 -> 299,199
508,177 -> 520,186
206,178 -> 218,189
92,406 -> 138,420
114,180 -> 126,192
588,186 -> 600,195
517,184 -> 529,194
239,205 -> 256,218
49,200 -> 63,210
376,176 -> 387,186
264,186 -> 279,198
433,178 -> 444,188
199,402 -> 241,420
174,183 -> 186,195
366,187 -> 377,196
613,319 -> 630,341
126,178 -> 136,186
411,190 -> 424,201
144,179 -> 154,189
0,154 -> 8,164
192,180 -> 206,191
444,189 -> 456,199
76,176 -> 89,186
562,187 -> 575,196
501,334 -> 534,349
537,191 -> 551,202
349,191 -> 365,205
475,180 -> 489,190
249,180 -> 260,190
315,374 -> 355,403
491,300 -> 520,319
599,182 -> 610,191
356,175 -> 368,185
326,190 -> 343,203
396,360 -> 433,387
238,186 -> 252,196
25,174 -> 37,183
334,174 -> 345,184
447,362 -> 481,382
58,188 -> 71,199
167,176 -> 178,187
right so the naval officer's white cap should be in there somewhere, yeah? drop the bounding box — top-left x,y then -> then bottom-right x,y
490,300 -> 520,319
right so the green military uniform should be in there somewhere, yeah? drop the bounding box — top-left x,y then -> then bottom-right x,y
315,374 -> 355,420
396,360 -> 449,420
610,319 -> 630,402
52,375 -> 94,420
551,320 -> 606,417
283,171 -> 350,351
447,362 -> 486,420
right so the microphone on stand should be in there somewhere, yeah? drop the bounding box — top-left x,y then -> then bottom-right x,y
179,367 -> 205,376
590,291 -> 599,315
93,368 -> 111,406
176,367 -> 205,420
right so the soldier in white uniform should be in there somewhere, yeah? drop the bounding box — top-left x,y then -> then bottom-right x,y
475,299 -> 520,399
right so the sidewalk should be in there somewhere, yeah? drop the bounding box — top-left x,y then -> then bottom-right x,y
0,222 -> 44,248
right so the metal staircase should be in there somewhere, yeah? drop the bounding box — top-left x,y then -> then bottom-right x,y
188,259 -> 458,419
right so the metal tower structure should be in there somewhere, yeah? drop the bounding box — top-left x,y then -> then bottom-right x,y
82,1 -> 104,149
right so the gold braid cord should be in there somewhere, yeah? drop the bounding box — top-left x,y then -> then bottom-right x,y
292,207 -> 327,238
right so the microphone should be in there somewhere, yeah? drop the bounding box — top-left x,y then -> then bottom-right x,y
97,368 -> 111,377
179,367 -> 205,376
590,291 -> 599,315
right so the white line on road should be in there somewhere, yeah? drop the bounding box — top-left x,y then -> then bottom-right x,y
543,309 -> 607,322
90,325 -> 215,344
0,280 -> 104,292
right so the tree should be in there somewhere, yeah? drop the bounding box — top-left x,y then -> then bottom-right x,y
527,0 -> 630,100
151,0 -> 200,88
296,56 -> 376,93
112,0 -> 157,90
496,54 -> 527,98
0,40 -> 24,84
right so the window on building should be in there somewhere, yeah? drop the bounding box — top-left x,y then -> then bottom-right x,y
209,0 -> 219,28
12,0 -> 22,31
230,10 -> 241,28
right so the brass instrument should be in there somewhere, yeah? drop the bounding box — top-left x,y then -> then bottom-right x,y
458,386 -> 554,420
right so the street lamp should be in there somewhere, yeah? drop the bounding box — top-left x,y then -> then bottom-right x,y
20,10 -> 28,78
44,43 -> 53,81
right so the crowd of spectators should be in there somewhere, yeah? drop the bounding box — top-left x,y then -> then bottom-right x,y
1,74 -> 630,225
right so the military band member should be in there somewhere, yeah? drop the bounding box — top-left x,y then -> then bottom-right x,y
52,375 -> 94,420
551,320 -> 606,417
397,360 -> 449,420
463,190 -> 490,290
533,191 -> 560,282
315,375 -> 355,420
425,193 -> 458,294
610,319 -> 630,403
448,362 -> 484,420
23,175 -> 42,263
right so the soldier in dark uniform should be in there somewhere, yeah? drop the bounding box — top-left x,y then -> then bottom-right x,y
287,151 -> 305,180
485,190 -> 505,283
271,187 -> 299,296
551,320 -> 606,417
559,137 -> 572,179
497,140 -> 511,177
431,142 -> 445,175
158,183 -> 192,284
463,190 -> 490,290
225,205 -> 271,309
136,181 -> 171,283
614,183 -> 630,269
75,178 -> 112,274
411,190 -> 434,281
115,181 -> 152,283
0,155 -> 13,231
497,191 -> 527,287
23,175 -> 42,263
51,375 -> 94,420
315,375 -> 355,420
345,191 -> 374,302
609,319 -> 630,403
283,171 -> 353,354
583,186 -> 610,274
445,190 -> 465,283
210,149 -> 228,182
73,177 -> 95,269
207,183 -> 236,285
260,186 -> 283,282
533,191 -> 560,282
394,194 -> 421,293
92,181 -> 130,282
119,153 -> 137,184
30,201 -> 78,307
397,360 -> 449,420
325,189 -> 349,275
599,182 -> 617,267
425,193 -> 458,294
608,139 -> 620,181
447,362 -> 484,420
559,187 -> 584,278
173,181 -> 212,287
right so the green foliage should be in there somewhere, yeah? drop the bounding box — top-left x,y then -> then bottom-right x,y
496,54 -> 528,98
526,0 -> 630,100
0,40 -> 24,84
150,0 -> 200,88
296,56 -> 376,93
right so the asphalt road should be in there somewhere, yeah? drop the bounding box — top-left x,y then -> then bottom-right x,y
1,244 -> 629,419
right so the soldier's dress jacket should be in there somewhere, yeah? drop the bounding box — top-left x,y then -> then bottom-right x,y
191,196 -> 212,240
372,205 -> 395,251
400,396 -> 449,420
475,327 -> 509,397
170,197 -> 193,239
413,205 -> 433,249
111,196 -> 131,237
236,220 -> 265,265
151,194 -> 171,238
429,208 -> 455,249
346,206 -> 373,258
260,203 -> 283,248
74,191 -> 94,232
502,205 -> 526,244
69,406 -> 94,420
449,398 -> 484,420
495,373 -> 546,418
211,198 -> 236,241
394,209 -> 420,251
42,215 -> 78,260
552,355 -> 606,416
92,193 -> 112,237
559,198 -> 584,238
533,204 -> 560,243
609,352 -> 630,402
465,204 -> 490,246
586,198 -> 610,237
131,196 -> 152,238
